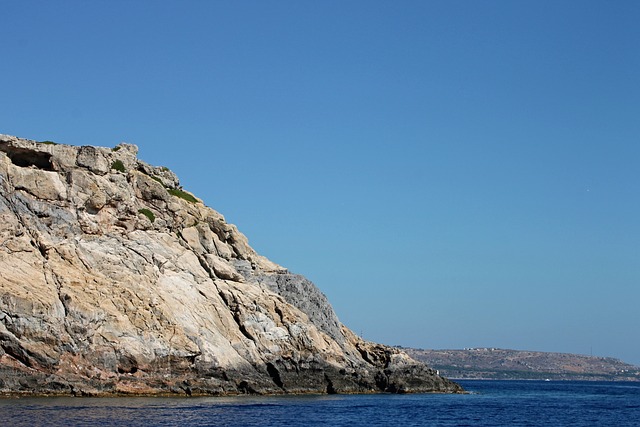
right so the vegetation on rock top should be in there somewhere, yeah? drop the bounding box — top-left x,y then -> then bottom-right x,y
168,188 -> 198,203
111,159 -> 126,172
138,208 -> 156,223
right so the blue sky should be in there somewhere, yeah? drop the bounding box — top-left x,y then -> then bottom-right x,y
3,1 -> 639,365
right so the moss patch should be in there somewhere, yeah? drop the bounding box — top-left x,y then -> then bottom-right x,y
138,208 -> 155,223
150,175 -> 164,185
168,188 -> 198,204
111,160 -> 126,173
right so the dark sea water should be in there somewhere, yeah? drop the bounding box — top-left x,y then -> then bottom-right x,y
1,380 -> 639,426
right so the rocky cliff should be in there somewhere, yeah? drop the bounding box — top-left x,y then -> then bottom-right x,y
0,134 -> 462,396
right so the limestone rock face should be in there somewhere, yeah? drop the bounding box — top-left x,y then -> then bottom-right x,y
0,134 -> 462,396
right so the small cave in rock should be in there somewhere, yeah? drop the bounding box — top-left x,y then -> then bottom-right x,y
1,147 -> 54,171
374,371 -> 388,390
237,380 -> 258,394
266,362 -> 285,389
324,374 -> 337,394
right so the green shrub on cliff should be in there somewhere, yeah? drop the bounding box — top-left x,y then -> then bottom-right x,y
111,160 -> 125,172
168,188 -> 198,204
150,175 -> 164,185
138,208 -> 155,223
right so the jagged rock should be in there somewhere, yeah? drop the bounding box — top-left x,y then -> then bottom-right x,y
0,134 -> 463,396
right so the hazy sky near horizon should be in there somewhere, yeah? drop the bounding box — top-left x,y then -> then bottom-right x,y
3,1 -> 639,365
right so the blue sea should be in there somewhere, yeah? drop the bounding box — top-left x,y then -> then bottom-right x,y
1,380 -> 639,426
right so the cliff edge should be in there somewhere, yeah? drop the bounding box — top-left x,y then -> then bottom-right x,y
0,134 -> 462,396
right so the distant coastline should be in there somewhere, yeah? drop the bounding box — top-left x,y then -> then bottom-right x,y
403,347 -> 640,381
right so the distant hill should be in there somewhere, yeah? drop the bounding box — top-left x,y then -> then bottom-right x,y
403,347 -> 640,381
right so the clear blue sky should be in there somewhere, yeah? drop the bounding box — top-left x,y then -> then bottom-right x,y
3,1 -> 639,365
